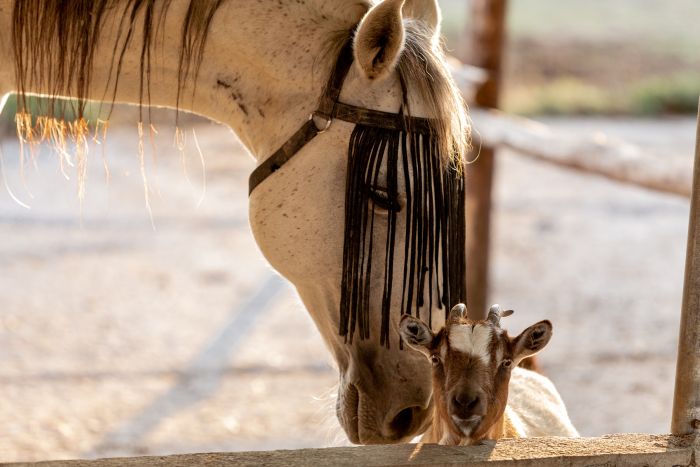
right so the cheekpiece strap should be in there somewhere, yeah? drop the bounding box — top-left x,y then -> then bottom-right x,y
248,38 -> 354,195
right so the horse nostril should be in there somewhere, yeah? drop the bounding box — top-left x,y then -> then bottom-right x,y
388,406 -> 416,437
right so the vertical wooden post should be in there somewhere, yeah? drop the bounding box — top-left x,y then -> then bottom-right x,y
466,0 -> 507,319
671,100 -> 700,435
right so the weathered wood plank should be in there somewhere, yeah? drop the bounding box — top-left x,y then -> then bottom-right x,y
469,107 -> 692,198
4,434 -> 697,467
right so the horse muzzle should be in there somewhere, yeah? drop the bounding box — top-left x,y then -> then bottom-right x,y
336,379 -> 432,444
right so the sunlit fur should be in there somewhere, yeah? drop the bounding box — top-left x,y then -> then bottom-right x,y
12,0 -> 224,121
398,20 -> 471,172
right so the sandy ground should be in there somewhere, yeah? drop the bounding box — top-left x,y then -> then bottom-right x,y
0,113 -> 696,462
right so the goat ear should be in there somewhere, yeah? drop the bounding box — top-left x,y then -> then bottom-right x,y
353,0 -> 406,81
399,314 -> 434,353
512,320 -> 553,363
403,0 -> 442,44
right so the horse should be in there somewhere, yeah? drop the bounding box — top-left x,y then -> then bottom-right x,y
1,0 -> 471,444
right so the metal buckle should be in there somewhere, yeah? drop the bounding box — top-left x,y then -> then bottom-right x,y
310,111 -> 333,134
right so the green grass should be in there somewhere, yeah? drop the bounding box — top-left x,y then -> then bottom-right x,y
505,78 -> 613,116
504,73 -> 700,116
631,73 -> 700,115
1,94 -> 103,124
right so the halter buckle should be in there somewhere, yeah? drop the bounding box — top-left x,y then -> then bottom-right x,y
310,111 -> 333,134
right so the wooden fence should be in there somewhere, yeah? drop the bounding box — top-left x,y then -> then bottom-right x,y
469,108 -> 692,198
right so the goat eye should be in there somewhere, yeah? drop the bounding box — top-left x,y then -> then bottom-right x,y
430,354 -> 441,366
502,359 -> 513,368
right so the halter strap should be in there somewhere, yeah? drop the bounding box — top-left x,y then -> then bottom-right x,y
248,36 -> 435,195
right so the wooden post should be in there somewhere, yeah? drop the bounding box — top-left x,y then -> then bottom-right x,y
466,0 -> 507,319
671,100 -> 700,435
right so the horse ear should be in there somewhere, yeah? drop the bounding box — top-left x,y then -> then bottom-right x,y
512,320 -> 553,363
403,0 -> 441,42
399,314 -> 434,355
353,0 -> 406,81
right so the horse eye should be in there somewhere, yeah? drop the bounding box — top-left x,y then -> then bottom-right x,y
502,359 -> 513,368
430,354 -> 441,366
367,186 -> 402,212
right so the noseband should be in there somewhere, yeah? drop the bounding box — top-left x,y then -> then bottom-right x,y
249,34 -> 467,347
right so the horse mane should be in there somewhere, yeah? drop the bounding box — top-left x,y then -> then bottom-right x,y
397,20 -> 472,170
12,1 -> 470,166
12,0 -> 223,122
10,0 -> 224,213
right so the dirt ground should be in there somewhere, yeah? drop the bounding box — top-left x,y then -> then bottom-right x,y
0,113 -> 696,462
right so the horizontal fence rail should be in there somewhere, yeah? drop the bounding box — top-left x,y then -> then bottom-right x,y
3,434 -> 697,467
468,107 -> 692,198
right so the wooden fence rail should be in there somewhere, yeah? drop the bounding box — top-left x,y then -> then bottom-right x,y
4,434 -> 697,467
469,107 -> 692,198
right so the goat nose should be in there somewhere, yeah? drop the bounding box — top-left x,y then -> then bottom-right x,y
452,391 -> 483,417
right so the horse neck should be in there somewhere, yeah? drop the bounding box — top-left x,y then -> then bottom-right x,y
0,0 -> 367,159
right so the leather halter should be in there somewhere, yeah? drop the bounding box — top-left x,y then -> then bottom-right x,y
248,37 -> 435,195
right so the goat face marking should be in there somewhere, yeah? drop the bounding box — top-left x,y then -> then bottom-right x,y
448,324 -> 492,364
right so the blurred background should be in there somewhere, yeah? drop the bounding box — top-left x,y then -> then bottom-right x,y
1,0 -> 699,462
443,0 -> 700,115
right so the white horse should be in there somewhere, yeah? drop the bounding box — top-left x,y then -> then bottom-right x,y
0,0 -> 470,444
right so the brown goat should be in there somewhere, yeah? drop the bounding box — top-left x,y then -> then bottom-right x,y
399,304 -> 578,445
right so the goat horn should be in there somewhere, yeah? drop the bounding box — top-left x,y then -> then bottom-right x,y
449,303 -> 467,320
488,304 -> 514,326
